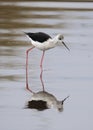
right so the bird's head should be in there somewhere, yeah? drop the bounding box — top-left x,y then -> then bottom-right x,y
56,34 -> 70,51
57,96 -> 69,112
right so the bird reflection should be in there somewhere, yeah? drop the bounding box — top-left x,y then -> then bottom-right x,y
27,91 -> 69,112
26,68 -> 69,112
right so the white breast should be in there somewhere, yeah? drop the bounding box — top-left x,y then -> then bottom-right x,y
31,39 -> 56,51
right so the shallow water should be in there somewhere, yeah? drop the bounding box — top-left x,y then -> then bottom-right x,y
0,1 -> 93,130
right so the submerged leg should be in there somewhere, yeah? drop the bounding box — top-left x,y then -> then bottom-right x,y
26,46 -> 35,93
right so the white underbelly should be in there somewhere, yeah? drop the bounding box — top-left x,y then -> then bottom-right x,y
33,41 -> 55,51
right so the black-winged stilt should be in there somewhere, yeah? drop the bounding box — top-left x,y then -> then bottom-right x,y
25,32 -> 69,93
27,91 -> 69,111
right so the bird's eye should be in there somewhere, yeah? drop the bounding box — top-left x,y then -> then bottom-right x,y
59,37 -> 62,40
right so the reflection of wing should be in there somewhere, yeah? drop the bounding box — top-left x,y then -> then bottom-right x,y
25,32 -> 51,43
27,91 -> 57,111
28,100 -> 48,111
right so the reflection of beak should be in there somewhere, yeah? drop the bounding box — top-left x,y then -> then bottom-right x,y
62,96 -> 69,104
62,41 -> 70,51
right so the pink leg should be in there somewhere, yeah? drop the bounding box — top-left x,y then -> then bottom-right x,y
40,51 -> 45,91
40,69 -> 45,91
26,46 -> 35,93
40,51 -> 45,70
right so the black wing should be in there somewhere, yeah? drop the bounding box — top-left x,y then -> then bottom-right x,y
25,32 -> 51,43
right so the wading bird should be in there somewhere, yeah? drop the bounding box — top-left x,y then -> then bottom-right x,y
25,32 -> 69,92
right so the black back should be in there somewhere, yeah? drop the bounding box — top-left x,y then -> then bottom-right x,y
25,32 -> 51,43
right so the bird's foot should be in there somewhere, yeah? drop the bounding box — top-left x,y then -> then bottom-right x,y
26,84 -> 35,94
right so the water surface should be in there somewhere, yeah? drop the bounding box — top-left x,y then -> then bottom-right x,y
0,1 -> 93,130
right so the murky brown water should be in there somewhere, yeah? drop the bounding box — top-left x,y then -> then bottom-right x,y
0,1 -> 93,130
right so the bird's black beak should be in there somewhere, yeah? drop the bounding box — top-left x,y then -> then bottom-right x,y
62,41 -> 70,51
62,96 -> 69,104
